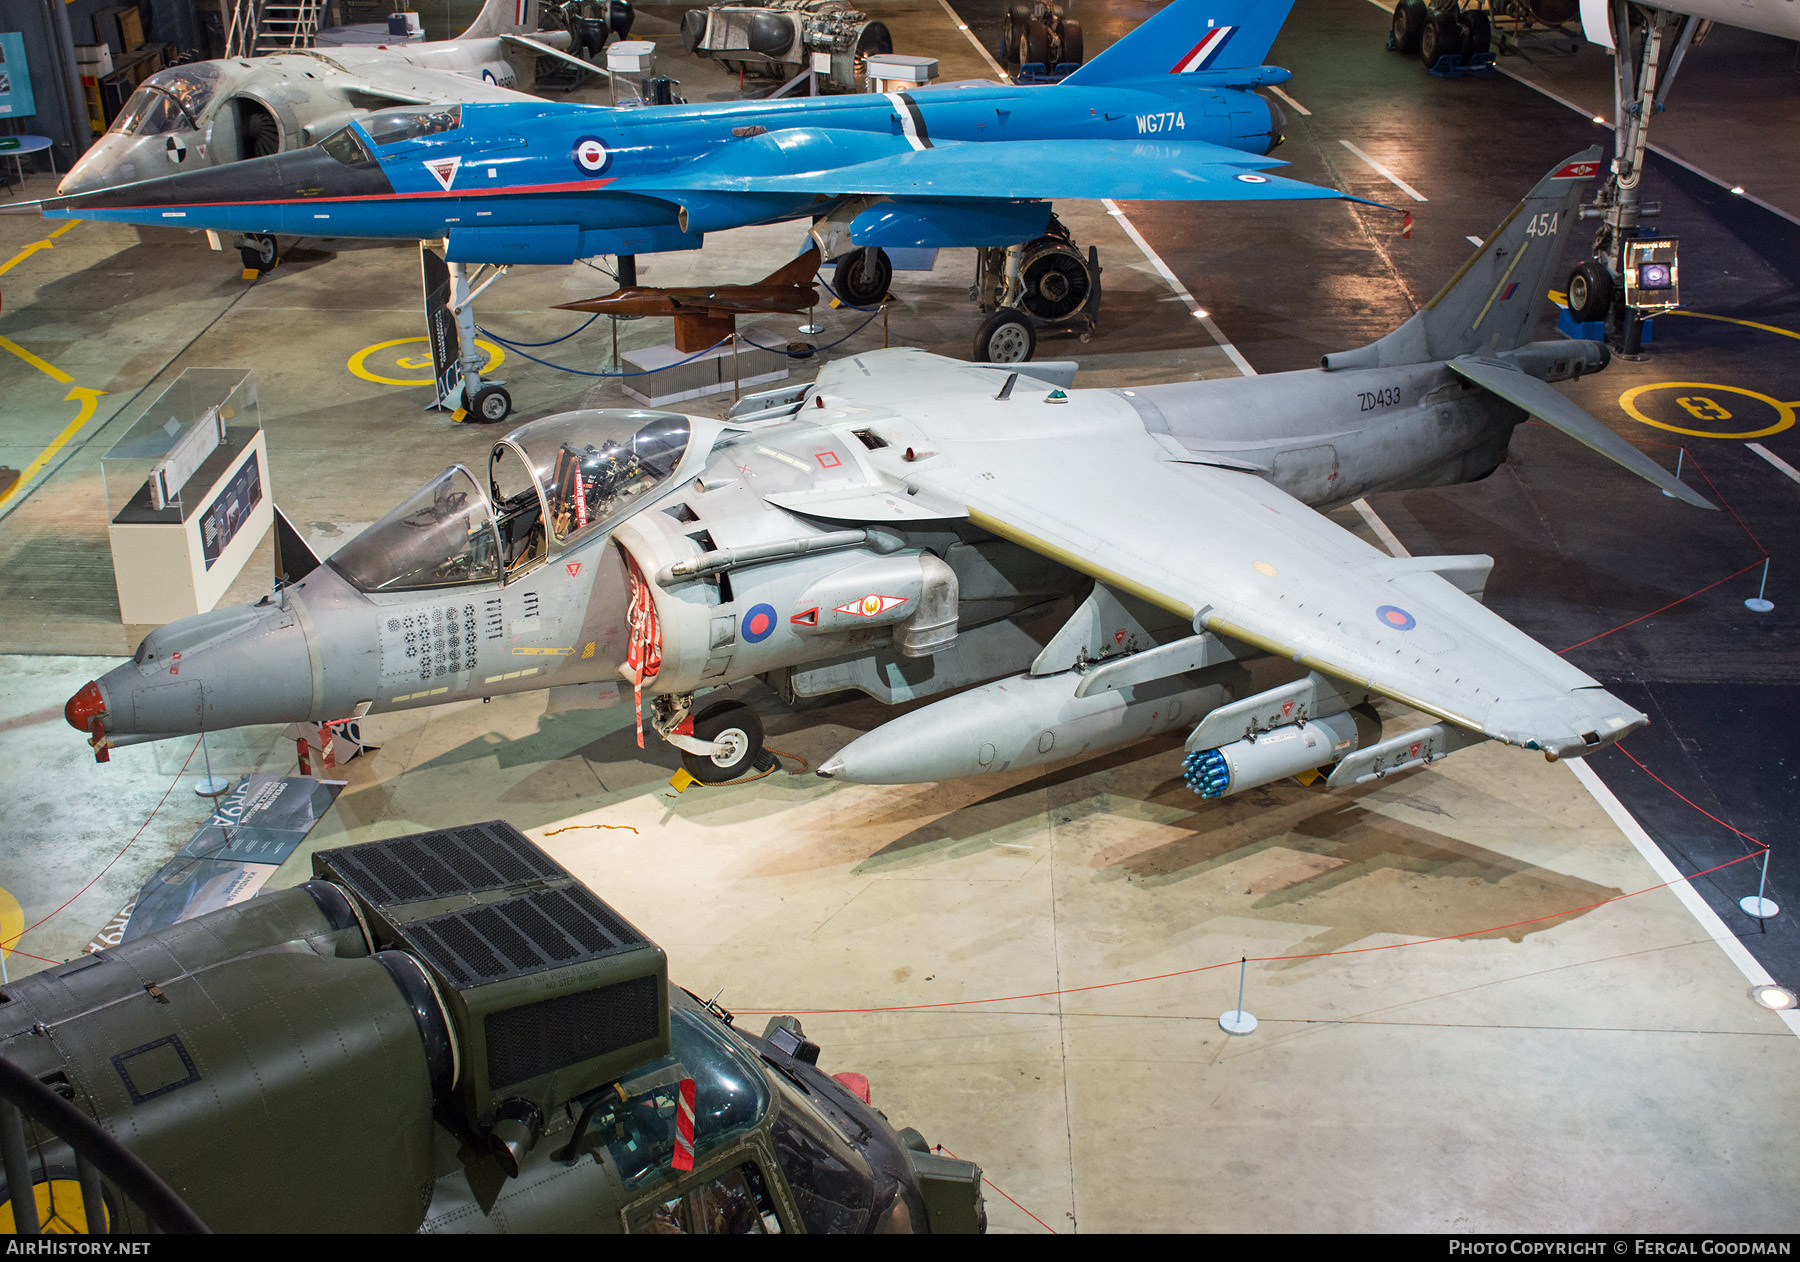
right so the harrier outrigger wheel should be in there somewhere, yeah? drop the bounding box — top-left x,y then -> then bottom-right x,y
681,701 -> 765,784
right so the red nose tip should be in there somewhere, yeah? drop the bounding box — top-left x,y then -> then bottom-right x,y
66,681 -> 106,733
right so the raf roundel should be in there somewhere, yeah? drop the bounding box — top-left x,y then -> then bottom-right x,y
573,136 -> 611,177
743,603 -> 779,643
1235,173 -> 1270,185
1375,605 -> 1417,632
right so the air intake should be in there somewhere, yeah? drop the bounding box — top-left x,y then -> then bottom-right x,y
314,821 -> 668,1131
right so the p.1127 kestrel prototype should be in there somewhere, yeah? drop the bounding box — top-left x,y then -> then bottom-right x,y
68,151 -> 1706,796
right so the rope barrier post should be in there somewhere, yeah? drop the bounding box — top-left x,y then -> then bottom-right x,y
1740,847 -> 1780,920
1661,446 -> 1686,498
1219,956 -> 1256,1035
732,331 -> 740,402
194,729 -> 229,798
1745,557 -> 1774,613
883,298 -> 889,349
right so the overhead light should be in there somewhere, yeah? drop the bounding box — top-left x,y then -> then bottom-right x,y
1751,984 -> 1796,1011
1592,115 -> 1607,124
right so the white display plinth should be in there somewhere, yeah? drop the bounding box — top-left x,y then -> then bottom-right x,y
103,370 -> 270,627
621,336 -> 791,407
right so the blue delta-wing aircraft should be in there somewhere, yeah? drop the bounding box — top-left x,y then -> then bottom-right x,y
41,0 -> 1359,268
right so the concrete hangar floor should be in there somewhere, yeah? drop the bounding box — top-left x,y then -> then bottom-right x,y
0,0 -> 1795,1234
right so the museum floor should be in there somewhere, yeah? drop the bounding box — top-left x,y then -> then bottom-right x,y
0,0 -> 1796,1233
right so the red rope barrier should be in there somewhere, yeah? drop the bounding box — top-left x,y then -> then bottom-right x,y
933,1145 -> 1057,1234
3,737 -> 203,956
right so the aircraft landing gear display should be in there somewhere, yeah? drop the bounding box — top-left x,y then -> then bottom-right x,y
1389,0 -> 1495,73
1000,2 -> 1084,82
1568,0 -> 1697,354
421,246 -> 513,424
970,214 -> 1101,363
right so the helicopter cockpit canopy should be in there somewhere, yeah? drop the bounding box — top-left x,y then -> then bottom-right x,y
108,63 -> 226,137
328,465 -> 500,592
494,410 -> 694,550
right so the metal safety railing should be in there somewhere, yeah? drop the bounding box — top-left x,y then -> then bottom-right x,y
0,1055 -> 207,1235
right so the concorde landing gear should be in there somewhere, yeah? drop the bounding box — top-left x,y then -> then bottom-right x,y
1567,0 -> 1698,356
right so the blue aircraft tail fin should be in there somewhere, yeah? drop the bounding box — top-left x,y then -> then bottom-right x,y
1058,0 -> 1297,87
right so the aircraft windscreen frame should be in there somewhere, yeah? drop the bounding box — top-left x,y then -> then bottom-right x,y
504,411 -> 694,548
591,1002 -> 769,1193
360,105 -> 463,147
107,63 -> 224,137
321,125 -> 377,168
327,464 -> 502,593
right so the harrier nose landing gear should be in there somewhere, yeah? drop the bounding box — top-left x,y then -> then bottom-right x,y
655,696 -> 771,784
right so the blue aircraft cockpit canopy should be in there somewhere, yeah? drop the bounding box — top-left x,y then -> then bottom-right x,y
359,104 -> 463,147
107,63 -> 225,137
327,464 -> 502,593
500,410 -> 694,549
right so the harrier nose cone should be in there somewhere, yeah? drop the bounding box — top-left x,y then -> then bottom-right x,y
66,680 -> 107,732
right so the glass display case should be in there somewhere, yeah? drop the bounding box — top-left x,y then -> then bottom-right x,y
102,369 -> 270,626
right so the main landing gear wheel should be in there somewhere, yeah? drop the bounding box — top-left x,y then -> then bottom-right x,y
1566,261 -> 1615,324
681,701 -> 765,784
973,306 -> 1036,363
466,383 -> 513,424
240,233 -> 279,272
1462,10 -> 1492,55
1420,10 -> 1463,65
833,247 -> 891,306
1391,0 -> 1425,53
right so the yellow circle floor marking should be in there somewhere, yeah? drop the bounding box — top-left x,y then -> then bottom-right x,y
1619,382 -> 1795,440
0,884 -> 22,961
348,336 -> 503,386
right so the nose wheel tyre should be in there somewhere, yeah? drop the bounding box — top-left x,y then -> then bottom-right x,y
240,234 -> 279,272
682,701 -> 766,784
973,307 -> 1036,363
465,384 -> 513,424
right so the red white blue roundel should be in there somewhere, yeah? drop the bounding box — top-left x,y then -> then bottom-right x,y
1235,173 -> 1270,184
573,136 -> 611,176
1376,605 -> 1416,631
743,603 -> 778,643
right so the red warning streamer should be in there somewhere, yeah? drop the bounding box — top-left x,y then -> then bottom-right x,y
671,1077 -> 696,1173
623,548 -> 663,749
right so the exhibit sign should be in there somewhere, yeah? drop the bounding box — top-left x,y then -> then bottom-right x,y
86,775 -> 347,951
421,244 -> 463,410
0,34 -> 34,119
